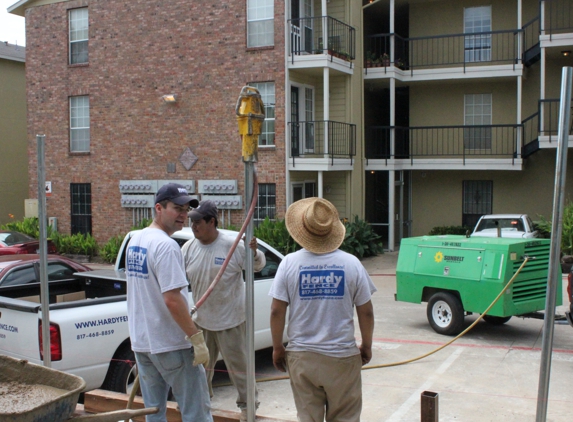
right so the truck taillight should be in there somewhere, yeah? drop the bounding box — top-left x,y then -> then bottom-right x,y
38,321 -> 62,361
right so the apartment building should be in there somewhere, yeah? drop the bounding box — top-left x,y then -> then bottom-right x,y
9,0 -> 573,250
362,0 -> 573,249
0,41 -> 27,225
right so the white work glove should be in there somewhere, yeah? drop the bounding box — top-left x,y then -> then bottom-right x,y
186,330 -> 209,366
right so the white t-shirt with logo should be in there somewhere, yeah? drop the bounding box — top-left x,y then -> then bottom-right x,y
126,227 -> 191,354
269,248 -> 377,358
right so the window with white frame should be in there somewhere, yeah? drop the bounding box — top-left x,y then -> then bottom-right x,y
464,94 -> 491,150
292,181 -> 316,202
69,8 -> 88,64
249,82 -> 275,145
247,0 -> 274,47
70,96 -> 90,152
464,6 -> 491,62
255,183 -> 276,222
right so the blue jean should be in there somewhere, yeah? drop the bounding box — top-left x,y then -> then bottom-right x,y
135,348 -> 213,422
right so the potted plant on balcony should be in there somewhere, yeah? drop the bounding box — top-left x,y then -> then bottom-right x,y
395,57 -> 406,69
382,53 -> 390,67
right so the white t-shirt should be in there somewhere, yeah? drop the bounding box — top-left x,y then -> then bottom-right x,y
126,228 -> 191,354
181,231 -> 265,331
269,248 -> 377,358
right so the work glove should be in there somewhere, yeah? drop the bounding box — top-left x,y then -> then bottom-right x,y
187,331 -> 209,366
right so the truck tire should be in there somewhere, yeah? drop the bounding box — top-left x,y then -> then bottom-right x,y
482,315 -> 512,325
102,344 -> 137,394
427,292 -> 464,335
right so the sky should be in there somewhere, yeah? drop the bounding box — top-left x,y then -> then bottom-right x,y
0,0 -> 26,46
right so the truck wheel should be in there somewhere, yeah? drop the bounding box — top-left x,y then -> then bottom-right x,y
482,315 -> 512,325
427,292 -> 464,335
102,345 -> 137,394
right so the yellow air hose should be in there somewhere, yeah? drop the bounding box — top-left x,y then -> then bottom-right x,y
225,256 -> 533,385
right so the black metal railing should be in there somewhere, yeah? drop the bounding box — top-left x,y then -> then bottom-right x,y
365,125 -> 519,164
538,98 -> 573,140
545,0 -> 573,37
289,16 -> 356,62
289,120 -> 356,163
523,15 -> 540,53
365,29 -> 520,72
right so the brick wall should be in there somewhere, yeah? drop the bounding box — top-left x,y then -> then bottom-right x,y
26,0 -> 286,243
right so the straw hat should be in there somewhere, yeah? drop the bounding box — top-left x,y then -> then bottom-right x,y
285,197 -> 346,254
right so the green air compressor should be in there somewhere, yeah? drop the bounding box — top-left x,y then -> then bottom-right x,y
395,235 -> 562,335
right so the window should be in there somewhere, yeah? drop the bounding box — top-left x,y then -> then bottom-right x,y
464,6 -> 491,62
464,94 -> 491,150
292,182 -> 316,202
462,180 -> 492,228
69,8 -> 88,64
247,0 -> 274,47
70,96 -> 90,152
71,183 -> 92,235
249,82 -> 275,145
255,183 -> 276,222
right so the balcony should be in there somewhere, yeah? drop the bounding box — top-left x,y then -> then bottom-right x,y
288,120 -> 356,170
523,99 -> 573,151
288,16 -> 356,73
365,125 -> 521,170
544,0 -> 573,37
364,30 -> 520,76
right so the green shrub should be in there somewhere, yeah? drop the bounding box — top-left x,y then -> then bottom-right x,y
99,234 -> 124,263
0,217 -> 58,239
537,201 -> 573,255
254,217 -> 300,256
54,232 -> 99,257
428,226 -> 472,236
340,216 -> 384,259
132,218 -> 152,230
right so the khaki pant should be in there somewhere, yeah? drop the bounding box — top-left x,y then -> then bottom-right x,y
198,322 -> 258,410
286,351 -> 362,422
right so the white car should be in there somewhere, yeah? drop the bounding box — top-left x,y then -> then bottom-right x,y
472,214 -> 538,239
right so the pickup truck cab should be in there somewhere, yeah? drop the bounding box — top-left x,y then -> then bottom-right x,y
0,227 -> 285,394
472,214 -> 538,239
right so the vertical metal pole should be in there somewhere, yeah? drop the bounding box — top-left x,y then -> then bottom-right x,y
37,134 -> 51,368
535,66 -> 572,422
421,390 -> 439,422
244,161 -> 256,421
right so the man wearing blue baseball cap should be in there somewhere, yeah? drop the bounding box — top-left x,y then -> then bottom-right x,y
126,183 -> 212,421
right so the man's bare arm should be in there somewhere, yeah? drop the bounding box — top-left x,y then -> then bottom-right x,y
356,300 -> 374,365
270,298 -> 289,372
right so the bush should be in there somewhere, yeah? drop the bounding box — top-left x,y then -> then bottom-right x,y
54,232 -> 99,257
537,201 -> 573,255
99,234 -> 124,263
428,226 -> 472,236
340,216 -> 384,259
0,217 -> 58,239
254,217 -> 300,256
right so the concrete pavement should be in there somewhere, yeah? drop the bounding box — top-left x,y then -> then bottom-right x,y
88,252 -> 573,421
208,251 -> 573,422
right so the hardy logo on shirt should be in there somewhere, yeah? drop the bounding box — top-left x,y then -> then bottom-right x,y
214,257 -> 225,265
127,246 -> 148,275
299,269 -> 344,299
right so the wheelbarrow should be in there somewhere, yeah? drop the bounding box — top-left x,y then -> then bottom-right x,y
0,355 -> 157,422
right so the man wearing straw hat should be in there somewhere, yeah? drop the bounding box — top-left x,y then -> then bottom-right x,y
269,197 -> 376,422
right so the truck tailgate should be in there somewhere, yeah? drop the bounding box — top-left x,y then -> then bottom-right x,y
0,297 -> 42,363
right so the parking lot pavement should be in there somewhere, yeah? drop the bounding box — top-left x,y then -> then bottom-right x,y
211,252 -> 573,421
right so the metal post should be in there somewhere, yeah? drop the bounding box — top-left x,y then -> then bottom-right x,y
421,391 -> 439,422
535,66 -> 573,422
37,134 -> 51,368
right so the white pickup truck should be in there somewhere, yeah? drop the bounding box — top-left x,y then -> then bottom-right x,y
0,228 -> 285,393
471,214 -> 539,238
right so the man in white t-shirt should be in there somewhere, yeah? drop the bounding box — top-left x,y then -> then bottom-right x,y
181,200 -> 265,422
269,197 -> 376,422
126,183 -> 212,422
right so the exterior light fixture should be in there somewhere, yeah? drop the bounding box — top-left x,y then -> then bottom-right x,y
162,94 -> 177,103
562,51 -> 571,57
